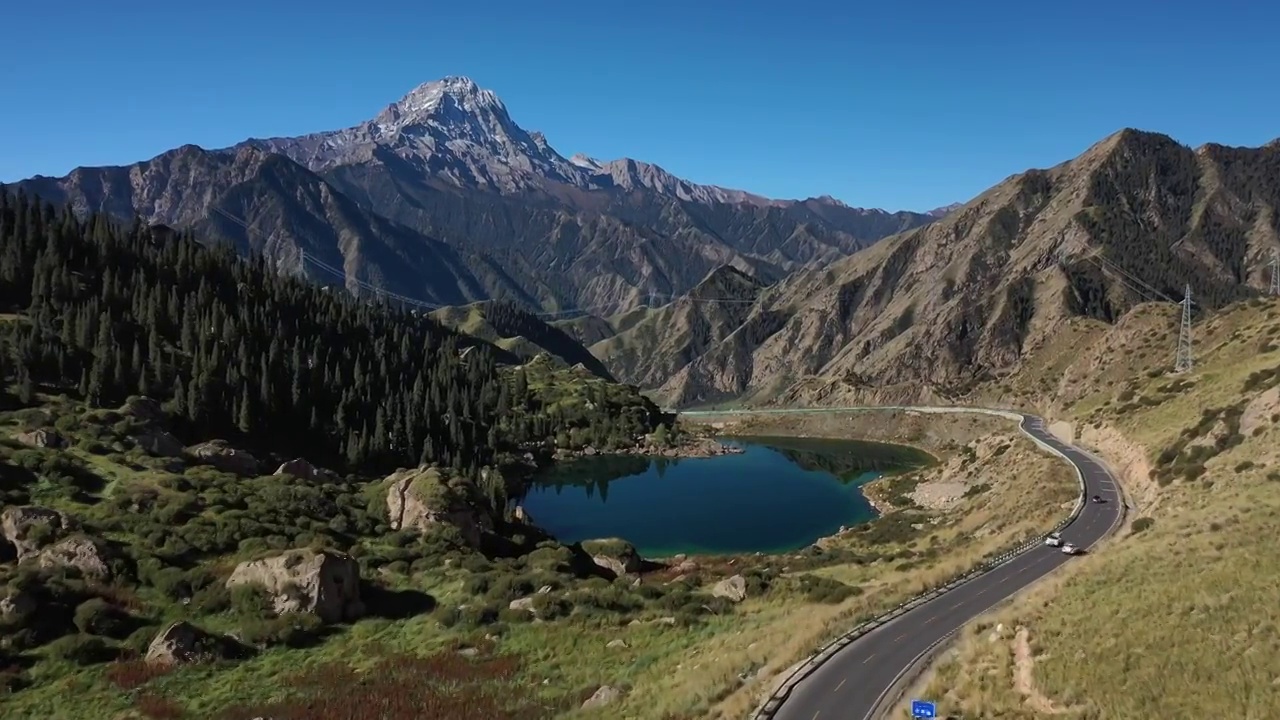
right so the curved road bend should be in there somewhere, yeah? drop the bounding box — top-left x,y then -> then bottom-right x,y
695,411 -> 1124,720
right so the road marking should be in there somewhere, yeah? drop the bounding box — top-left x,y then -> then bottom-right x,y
812,712 -> 821,719
834,678 -> 846,692
862,652 -> 876,664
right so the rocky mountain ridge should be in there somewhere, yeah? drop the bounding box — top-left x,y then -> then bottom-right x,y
5,76 -> 938,317
599,129 -> 1280,407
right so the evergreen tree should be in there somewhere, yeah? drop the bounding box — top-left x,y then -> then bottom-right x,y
0,189 -> 667,476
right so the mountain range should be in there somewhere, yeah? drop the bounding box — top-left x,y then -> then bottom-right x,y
6,76 -> 939,317
10,77 -> 1275,412
598,129 -> 1280,407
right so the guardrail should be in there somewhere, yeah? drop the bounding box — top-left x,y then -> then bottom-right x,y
736,408 -> 1089,720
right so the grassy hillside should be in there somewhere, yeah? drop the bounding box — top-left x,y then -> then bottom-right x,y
431,300 -> 616,381
588,266 -> 767,405
894,295 -> 1280,719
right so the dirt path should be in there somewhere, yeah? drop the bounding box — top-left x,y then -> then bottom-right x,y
1014,627 -> 1073,714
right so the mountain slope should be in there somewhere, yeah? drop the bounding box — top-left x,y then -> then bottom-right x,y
588,265 -> 768,390
430,300 -> 616,380
9,76 -> 934,316
6,145 -> 533,308
650,129 -> 1280,407
231,76 -> 938,313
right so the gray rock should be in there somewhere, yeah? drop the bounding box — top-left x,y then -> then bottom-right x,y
275,458 -> 338,482
712,574 -> 748,603
1,505 -> 72,560
145,621 -> 233,666
384,466 -> 492,548
37,536 -> 113,580
581,685 -> 623,710
226,549 -> 363,623
132,428 -> 184,458
187,440 -> 261,476
14,428 -> 64,449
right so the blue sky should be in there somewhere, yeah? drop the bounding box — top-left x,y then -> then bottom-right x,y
4,0 -> 1277,211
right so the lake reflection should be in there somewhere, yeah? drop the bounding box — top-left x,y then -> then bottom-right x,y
519,437 -> 931,557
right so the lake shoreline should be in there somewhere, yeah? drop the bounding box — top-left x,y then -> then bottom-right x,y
523,433 -> 929,561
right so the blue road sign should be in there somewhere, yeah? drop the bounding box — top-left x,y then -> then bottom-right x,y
911,700 -> 937,718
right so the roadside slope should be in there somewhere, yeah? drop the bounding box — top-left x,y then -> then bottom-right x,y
900,296 -> 1280,720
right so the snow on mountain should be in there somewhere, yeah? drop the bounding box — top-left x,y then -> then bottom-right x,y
237,76 -> 787,206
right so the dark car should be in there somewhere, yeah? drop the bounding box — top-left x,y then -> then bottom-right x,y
1091,494 -> 1105,503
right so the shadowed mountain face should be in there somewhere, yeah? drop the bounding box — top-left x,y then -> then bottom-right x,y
7,76 -> 937,317
603,129 -> 1280,408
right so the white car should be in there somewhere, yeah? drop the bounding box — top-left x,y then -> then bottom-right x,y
1061,543 -> 1080,555
1044,532 -> 1063,548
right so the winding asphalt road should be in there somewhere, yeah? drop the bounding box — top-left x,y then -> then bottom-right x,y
680,408 -> 1124,720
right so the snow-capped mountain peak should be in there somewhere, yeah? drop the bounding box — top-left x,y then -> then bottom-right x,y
233,76 -> 786,203
376,75 -> 507,131
569,153 -> 604,171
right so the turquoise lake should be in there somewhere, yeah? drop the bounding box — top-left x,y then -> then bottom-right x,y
519,437 -> 933,557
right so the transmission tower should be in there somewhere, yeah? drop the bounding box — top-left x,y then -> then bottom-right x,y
1174,283 -> 1195,373
1269,248 -> 1280,296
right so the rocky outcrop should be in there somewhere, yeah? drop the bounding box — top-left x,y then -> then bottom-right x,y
121,396 -> 166,423
14,428 -> 64,449
132,428 -> 184,458
582,685 -> 624,710
187,440 -> 261,476
581,538 -> 643,577
384,467 -> 492,547
226,549 -> 364,623
37,536 -> 113,580
1,505 -> 72,560
0,590 -> 37,624
274,458 -> 339,482
145,621 -> 235,666
712,574 -> 748,603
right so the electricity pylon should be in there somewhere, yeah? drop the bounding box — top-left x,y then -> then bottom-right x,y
1269,248 -> 1280,296
1174,283 -> 1195,373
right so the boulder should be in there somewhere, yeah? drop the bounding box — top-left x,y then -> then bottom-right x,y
274,458 -> 338,482
14,428 -> 64,449
508,597 -> 536,613
712,574 -> 748,603
1,505 -> 72,560
145,621 -> 234,666
0,590 -> 37,624
674,559 -> 700,574
512,505 -> 534,525
226,549 -> 364,623
582,685 -> 624,710
384,467 -> 492,547
581,538 -> 643,577
132,428 -> 184,458
121,396 -> 166,423
37,536 -> 113,580
187,440 -> 261,476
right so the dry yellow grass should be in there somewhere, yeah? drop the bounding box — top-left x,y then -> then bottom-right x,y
659,411 -> 1078,720
892,296 -> 1280,720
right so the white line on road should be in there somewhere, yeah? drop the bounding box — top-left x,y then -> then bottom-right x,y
834,678 -> 846,692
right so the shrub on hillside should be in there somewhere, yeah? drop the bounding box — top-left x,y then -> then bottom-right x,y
47,634 -> 118,666
1131,517 -> 1155,534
